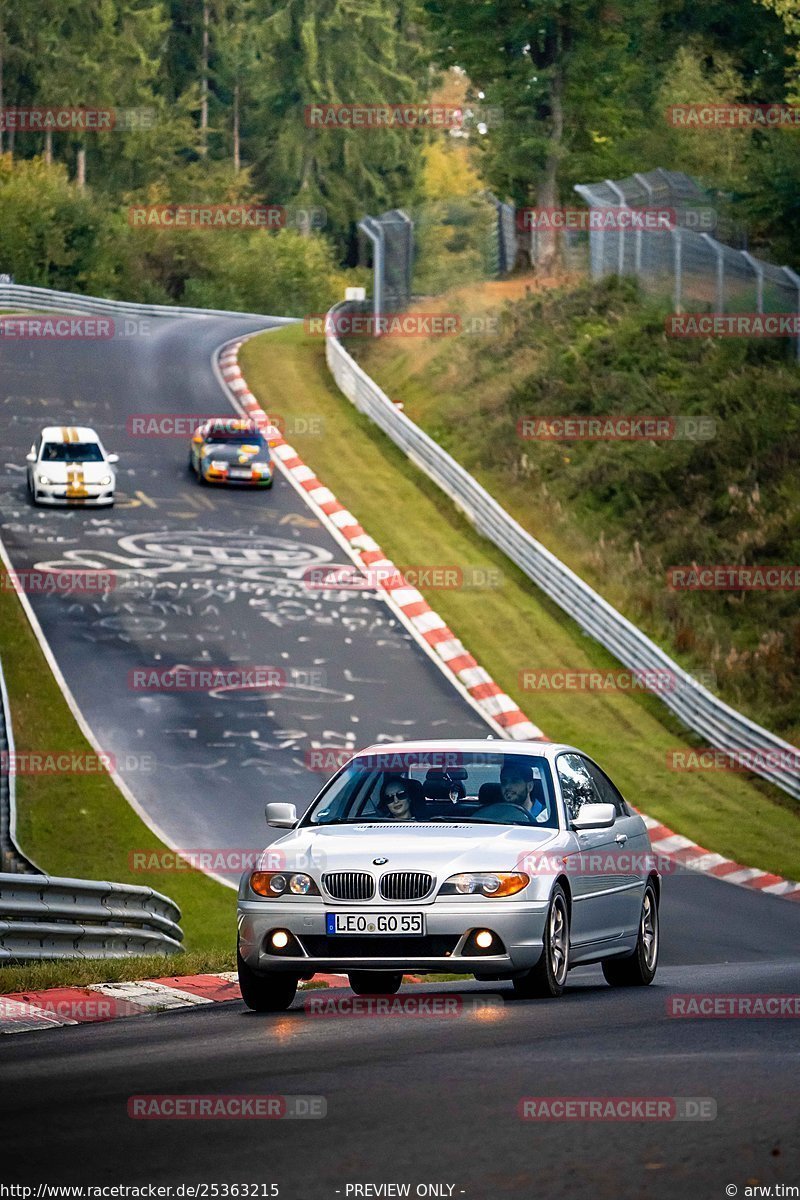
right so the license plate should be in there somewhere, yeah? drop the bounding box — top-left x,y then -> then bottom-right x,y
326,912 -> 425,936
230,468 -> 252,479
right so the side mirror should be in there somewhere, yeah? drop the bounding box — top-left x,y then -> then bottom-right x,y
265,802 -> 297,829
571,803 -> 616,831
26,451 -> 36,463
106,453 -> 119,464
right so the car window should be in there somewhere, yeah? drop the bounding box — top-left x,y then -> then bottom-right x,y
305,752 -> 558,827
205,427 -> 265,446
556,753 -> 601,821
580,757 -> 628,817
41,442 -> 104,463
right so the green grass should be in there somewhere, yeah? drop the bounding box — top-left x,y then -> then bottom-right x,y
0,564 -> 236,977
0,956 -> 339,995
354,276 -> 800,747
240,324 -> 800,880
0,951 -> 236,996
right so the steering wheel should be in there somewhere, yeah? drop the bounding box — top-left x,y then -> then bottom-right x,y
478,802 -> 535,824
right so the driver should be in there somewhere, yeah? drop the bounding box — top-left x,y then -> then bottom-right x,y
499,760 -> 548,823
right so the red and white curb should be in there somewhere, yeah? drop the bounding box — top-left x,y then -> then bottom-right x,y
217,337 -> 800,905
0,972 -> 351,1034
217,341 -> 541,742
641,815 -> 800,899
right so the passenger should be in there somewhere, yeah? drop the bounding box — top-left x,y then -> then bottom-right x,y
376,775 -> 417,821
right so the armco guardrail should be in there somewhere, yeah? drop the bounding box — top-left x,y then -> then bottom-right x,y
0,874 -> 183,960
325,302 -> 800,802
0,652 -> 183,957
0,657 -> 39,874
0,281 -> 297,325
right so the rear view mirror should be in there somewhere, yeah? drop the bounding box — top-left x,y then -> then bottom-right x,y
26,451 -> 36,463
266,802 -> 297,829
107,453 -> 119,464
572,803 -> 616,830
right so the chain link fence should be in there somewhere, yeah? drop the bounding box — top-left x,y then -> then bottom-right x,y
573,169 -> 800,361
357,210 -> 414,319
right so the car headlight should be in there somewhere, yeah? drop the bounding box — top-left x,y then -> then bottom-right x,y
249,870 -> 320,897
254,463 -> 271,475
208,459 -> 228,471
37,473 -> 55,485
98,475 -> 112,486
439,872 -> 529,897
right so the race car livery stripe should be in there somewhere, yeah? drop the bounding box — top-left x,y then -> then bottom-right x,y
65,466 -> 88,497
216,336 -> 800,908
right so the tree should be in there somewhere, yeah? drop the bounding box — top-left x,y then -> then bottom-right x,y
760,0 -> 800,99
246,0 -> 429,252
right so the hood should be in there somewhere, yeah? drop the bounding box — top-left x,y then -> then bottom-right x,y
204,442 -> 271,466
38,461 -> 113,484
258,822 -> 565,878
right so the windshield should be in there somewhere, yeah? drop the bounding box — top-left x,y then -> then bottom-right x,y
304,751 -> 558,828
41,442 -> 104,463
205,428 -> 265,446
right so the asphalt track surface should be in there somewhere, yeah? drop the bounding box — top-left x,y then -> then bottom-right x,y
1,314 -> 799,1195
3,875 -> 800,1196
0,315 -> 490,860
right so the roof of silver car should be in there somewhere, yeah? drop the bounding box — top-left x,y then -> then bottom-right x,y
353,739 -> 580,760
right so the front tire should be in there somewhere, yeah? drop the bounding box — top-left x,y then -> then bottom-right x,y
602,881 -> 659,987
348,971 -> 403,996
512,884 -> 570,999
237,950 -> 298,1012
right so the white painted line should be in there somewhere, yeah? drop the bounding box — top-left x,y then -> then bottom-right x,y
0,999 -> 76,1034
308,486 -> 336,506
387,587 -> 425,608
477,692 -> 520,717
650,834 -> 697,854
457,666 -> 493,690
90,981 -> 212,1009
410,611 -> 447,635
719,867 -> 770,886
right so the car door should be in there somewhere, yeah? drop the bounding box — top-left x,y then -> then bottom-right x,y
580,756 -> 648,937
556,753 -> 627,946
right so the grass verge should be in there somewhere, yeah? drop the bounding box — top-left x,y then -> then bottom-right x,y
0,950 -> 236,995
0,561 -> 236,983
240,324 -> 800,880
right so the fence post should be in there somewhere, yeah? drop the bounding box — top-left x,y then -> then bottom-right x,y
357,217 -> 384,335
605,180 -> 627,276
782,266 -> 800,363
701,234 -> 725,312
741,252 -> 764,314
394,209 -> 414,303
672,228 -> 683,312
632,175 -> 657,279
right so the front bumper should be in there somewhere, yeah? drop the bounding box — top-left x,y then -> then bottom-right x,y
202,469 -> 272,487
35,486 -> 114,506
238,899 -> 548,976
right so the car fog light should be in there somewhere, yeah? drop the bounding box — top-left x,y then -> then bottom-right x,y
475,930 -> 494,949
271,930 -> 290,949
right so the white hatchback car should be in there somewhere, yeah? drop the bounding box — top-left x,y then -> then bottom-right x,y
237,740 -> 661,1011
27,426 -> 118,507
